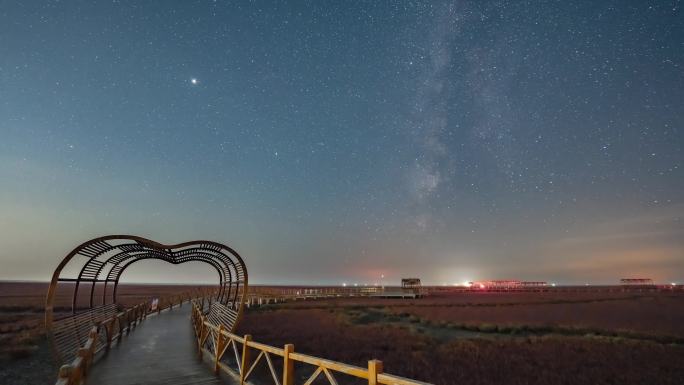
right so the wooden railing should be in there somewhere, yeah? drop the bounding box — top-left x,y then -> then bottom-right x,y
54,292 -> 200,385
191,300 -> 432,385
244,285 -> 427,308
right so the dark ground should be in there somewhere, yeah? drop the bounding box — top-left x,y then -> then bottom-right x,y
2,282 -> 683,385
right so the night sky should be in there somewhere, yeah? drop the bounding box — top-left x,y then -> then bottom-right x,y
1,1 -> 682,285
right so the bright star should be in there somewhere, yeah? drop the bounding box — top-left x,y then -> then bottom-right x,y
190,78 -> 198,85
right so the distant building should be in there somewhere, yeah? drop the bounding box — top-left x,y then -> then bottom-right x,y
470,280 -> 520,289
620,278 -> 654,286
358,286 -> 381,294
469,280 -> 548,290
401,278 -> 422,289
401,278 -> 424,297
520,281 -> 548,287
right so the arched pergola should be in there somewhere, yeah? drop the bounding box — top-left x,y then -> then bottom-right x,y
45,235 -> 248,364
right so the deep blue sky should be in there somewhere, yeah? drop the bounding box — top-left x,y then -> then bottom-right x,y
1,1 -> 682,285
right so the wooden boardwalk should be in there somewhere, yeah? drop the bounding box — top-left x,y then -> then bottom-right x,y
86,305 -> 234,385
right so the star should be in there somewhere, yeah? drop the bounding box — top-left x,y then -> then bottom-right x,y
190,78 -> 198,85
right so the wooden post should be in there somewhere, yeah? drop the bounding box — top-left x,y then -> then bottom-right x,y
198,321 -> 206,357
283,344 -> 294,385
78,347 -> 90,374
89,329 -> 98,353
214,324 -> 224,374
105,320 -> 113,349
58,364 -> 73,384
368,360 -> 383,385
117,314 -> 124,337
126,310 -> 131,334
240,335 -> 252,385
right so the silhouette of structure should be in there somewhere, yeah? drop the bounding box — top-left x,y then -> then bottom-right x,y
45,235 -> 248,365
401,278 -> 422,290
47,237 -> 430,385
469,280 -> 548,290
620,278 -> 654,287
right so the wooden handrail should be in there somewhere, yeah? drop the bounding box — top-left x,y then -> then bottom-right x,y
54,292 -> 202,385
378,372 -> 433,385
190,300 -> 432,385
288,352 -> 369,378
244,339 -> 285,357
53,292 -> 430,385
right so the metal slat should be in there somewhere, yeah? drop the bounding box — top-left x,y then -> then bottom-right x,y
46,235 -> 249,367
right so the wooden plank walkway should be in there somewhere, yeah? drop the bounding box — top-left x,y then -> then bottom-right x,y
86,305 -> 235,385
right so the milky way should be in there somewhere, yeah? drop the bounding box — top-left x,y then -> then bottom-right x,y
0,1 -> 682,285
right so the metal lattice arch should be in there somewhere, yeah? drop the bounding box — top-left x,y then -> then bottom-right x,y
45,235 -> 248,364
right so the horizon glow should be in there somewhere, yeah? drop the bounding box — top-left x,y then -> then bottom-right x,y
0,1 -> 682,285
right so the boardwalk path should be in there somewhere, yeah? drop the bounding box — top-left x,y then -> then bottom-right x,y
86,305 -> 234,385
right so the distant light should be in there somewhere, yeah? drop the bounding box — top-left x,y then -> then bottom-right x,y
551,283 -> 556,287
479,283 -> 485,289
342,282 -> 347,287
462,281 -> 472,287
190,78 -> 198,85
672,283 -> 677,286
353,283 -> 358,287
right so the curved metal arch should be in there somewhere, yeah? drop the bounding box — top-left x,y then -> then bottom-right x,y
45,235 -> 248,364
111,254 -> 227,303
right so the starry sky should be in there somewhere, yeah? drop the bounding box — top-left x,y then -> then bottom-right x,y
1,1 -> 682,285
